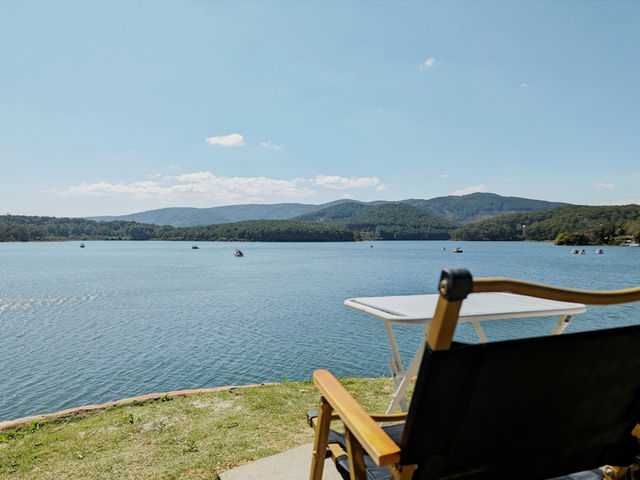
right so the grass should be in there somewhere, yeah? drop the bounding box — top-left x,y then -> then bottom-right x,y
0,378 -> 397,479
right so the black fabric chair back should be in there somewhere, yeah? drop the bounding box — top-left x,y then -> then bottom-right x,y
401,324 -> 640,480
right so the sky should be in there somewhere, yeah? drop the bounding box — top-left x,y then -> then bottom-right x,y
1,1 -> 639,217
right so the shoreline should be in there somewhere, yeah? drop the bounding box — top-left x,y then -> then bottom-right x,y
0,382 -> 276,432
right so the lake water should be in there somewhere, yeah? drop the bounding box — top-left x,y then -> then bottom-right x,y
1,241 -> 639,422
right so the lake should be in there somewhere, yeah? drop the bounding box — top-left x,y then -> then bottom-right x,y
1,240 -> 639,422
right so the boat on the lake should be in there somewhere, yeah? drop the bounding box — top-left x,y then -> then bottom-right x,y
571,249 -> 579,254
234,249 -> 244,257
595,248 -> 604,254
191,245 -> 199,249
452,247 -> 463,253
80,242 -> 85,248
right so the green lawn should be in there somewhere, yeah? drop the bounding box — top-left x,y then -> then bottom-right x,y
0,378 -> 396,479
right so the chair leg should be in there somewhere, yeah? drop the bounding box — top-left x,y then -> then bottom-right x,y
310,396 -> 332,480
390,464 -> 415,480
345,427 -> 367,480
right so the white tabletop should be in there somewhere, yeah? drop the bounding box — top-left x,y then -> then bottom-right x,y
344,292 -> 586,325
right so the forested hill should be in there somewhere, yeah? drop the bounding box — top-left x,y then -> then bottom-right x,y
451,205 -> 640,244
294,203 -> 457,240
87,193 -> 566,227
0,216 -> 354,242
404,193 -> 567,224
88,200 -> 353,227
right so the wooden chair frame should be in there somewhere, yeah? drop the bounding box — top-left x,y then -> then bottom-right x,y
309,270 -> 640,480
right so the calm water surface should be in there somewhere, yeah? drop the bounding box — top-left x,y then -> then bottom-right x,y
1,241 -> 639,421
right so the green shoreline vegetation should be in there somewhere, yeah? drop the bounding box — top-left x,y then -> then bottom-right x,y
0,378 -> 395,480
450,205 -> 640,245
0,216 -> 354,243
2,203 -> 640,245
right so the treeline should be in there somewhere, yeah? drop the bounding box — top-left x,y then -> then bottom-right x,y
404,192 -> 566,224
294,203 -> 457,240
4,204 -> 640,244
0,216 -> 354,242
451,205 -> 640,244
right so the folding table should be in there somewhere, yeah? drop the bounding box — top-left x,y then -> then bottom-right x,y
344,292 -> 587,413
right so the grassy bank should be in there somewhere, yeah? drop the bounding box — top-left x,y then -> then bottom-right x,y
0,378 -> 395,479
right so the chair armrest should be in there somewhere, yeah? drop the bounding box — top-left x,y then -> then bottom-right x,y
313,369 -> 401,466
473,278 -> 640,305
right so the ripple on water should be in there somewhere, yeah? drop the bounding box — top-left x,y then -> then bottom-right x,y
1,241 -> 639,421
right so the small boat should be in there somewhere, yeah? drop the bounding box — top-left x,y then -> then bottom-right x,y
80,242 -> 85,248
191,245 -> 199,249
571,249 -> 579,254
452,247 -> 463,253
234,249 -> 244,257
595,248 -> 604,254
441,247 -> 446,251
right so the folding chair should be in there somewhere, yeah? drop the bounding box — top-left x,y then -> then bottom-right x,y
309,268 -> 640,480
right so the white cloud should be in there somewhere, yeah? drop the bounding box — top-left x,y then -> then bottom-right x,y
61,172 -> 315,204
595,182 -> 616,190
520,83 -> 528,88
421,57 -> 436,69
341,193 -> 354,199
441,174 -> 449,178
260,141 -> 283,149
313,175 -> 381,190
451,184 -> 486,196
205,133 -> 245,147
60,172 -> 386,205
376,185 -> 388,192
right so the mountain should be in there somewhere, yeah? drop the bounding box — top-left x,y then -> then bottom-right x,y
403,193 -> 568,224
0,215 -> 354,242
294,203 -> 457,240
88,200 -> 355,227
88,193 -> 567,227
451,204 -> 640,244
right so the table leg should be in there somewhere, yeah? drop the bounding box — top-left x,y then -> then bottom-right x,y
386,341 -> 425,414
384,321 -> 408,412
550,315 -> 572,335
471,320 -> 488,343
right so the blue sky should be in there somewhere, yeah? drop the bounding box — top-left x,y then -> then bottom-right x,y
1,1 -> 639,217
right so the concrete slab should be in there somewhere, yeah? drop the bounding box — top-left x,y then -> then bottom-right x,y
220,443 -> 342,480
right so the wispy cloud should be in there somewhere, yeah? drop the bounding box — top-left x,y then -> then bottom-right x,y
59,172 -> 386,205
595,182 -> 616,190
62,173 -> 314,205
205,133 -> 245,147
441,174 -> 449,178
313,175 -> 382,190
451,184 -> 486,196
260,141 -> 283,149
520,83 -> 528,88
376,185 -> 388,192
420,57 -> 436,70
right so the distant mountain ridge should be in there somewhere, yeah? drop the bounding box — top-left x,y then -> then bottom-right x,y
404,193 -> 568,224
293,202 -> 457,240
88,200 -> 353,227
89,193 -> 566,227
